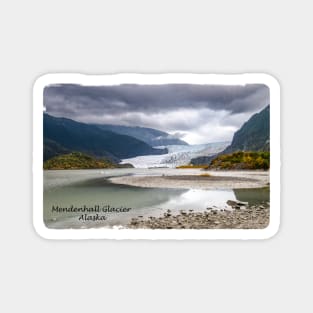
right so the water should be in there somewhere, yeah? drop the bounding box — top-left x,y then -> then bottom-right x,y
44,169 -> 269,229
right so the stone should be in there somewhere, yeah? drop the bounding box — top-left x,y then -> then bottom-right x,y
227,200 -> 238,207
227,200 -> 248,207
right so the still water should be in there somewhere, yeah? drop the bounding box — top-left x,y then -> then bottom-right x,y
44,169 -> 269,229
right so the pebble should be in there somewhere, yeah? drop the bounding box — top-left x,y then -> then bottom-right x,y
128,203 -> 270,230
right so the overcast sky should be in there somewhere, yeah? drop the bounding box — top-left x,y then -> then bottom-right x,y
44,84 -> 269,145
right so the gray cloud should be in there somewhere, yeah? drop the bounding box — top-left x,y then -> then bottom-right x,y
44,83 -> 269,144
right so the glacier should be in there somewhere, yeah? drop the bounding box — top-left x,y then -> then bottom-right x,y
120,142 -> 229,168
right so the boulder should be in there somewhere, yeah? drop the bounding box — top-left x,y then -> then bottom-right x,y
227,200 -> 238,207
227,200 -> 248,207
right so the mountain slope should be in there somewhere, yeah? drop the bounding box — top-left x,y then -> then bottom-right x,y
44,138 -> 71,161
44,114 -> 167,161
208,151 -> 269,170
223,105 -> 270,153
191,105 -> 270,165
95,124 -> 188,147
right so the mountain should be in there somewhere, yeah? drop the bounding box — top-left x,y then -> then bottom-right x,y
43,114 -> 167,161
44,138 -> 71,161
94,124 -> 188,147
223,105 -> 270,153
191,105 -> 270,165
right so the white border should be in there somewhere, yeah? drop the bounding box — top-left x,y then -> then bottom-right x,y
33,73 -> 280,240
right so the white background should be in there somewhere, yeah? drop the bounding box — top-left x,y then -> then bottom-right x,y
0,1 -> 311,312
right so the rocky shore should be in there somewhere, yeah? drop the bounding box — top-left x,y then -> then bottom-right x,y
128,200 -> 270,229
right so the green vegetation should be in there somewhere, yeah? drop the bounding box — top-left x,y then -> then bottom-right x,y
43,152 -> 133,170
208,151 -> 270,170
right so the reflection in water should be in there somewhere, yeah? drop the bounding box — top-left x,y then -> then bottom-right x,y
44,170 -> 269,229
44,178 -> 185,228
158,189 -> 236,214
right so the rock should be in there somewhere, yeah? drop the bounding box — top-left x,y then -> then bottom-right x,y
127,202 -> 270,230
227,200 -> 248,207
227,200 -> 238,207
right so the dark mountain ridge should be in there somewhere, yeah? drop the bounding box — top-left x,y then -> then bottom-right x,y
94,124 -> 188,147
44,114 -> 167,161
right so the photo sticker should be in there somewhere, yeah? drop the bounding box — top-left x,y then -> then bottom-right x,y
33,73 -> 280,239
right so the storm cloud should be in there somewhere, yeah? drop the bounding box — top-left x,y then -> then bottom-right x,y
44,84 -> 269,144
